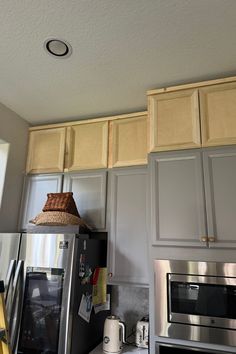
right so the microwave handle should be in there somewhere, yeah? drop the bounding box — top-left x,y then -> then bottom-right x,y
9,260 -> 24,354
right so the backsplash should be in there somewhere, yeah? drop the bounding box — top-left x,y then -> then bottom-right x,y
111,285 -> 149,336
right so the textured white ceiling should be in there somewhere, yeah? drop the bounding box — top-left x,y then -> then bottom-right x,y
0,0 -> 236,125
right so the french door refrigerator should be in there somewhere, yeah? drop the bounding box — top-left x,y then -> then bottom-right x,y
0,233 -> 21,327
7,233 -> 109,354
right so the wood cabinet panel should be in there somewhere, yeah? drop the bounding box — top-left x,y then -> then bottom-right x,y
66,121 -> 108,171
26,128 -> 66,174
149,150 -> 207,247
200,82 -> 236,147
109,114 -> 147,167
107,167 -> 149,286
148,89 -> 201,152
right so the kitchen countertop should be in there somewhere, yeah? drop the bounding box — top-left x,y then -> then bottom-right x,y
89,343 -> 148,354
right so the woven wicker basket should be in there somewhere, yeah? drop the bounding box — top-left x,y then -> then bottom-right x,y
42,192 -> 80,217
30,211 -> 81,226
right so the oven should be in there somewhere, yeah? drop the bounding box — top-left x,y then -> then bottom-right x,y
155,343 -> 233,354
154,260 -> 236,347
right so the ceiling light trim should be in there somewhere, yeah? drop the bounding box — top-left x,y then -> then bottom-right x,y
43,38 -> 72,59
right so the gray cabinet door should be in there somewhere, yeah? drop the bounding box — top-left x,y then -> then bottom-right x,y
20,174 -> 63,230
63,170 -> 107,230
107,167 -> 149,286
149,150 -> 207,247
203,146 -> 236,248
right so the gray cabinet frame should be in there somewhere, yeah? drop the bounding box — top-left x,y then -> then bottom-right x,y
63,170 -> 107,230
203,146 -> 236,248
149,150 -> 207,247
107,166 -> 149,286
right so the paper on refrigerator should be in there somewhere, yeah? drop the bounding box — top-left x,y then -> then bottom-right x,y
78,294 -> 92,323
92,267 -> 107,305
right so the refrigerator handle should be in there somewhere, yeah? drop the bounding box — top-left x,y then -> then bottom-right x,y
5,259 -> 16,310
9,260 -> 24,354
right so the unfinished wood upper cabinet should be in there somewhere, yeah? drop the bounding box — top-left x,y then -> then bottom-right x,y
26,128 -> 66,174
148,89 -> 201,152
109,113 -> 147,168
66,121 -> 108,171
200,82 -> 236,147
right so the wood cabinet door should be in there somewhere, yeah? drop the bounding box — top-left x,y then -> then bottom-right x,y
149,150 -> 207,247
148,89 -> 201,152
108,114 -> 147,167
63,170 -> 107,230
203,146 -> 236,248
200,82 -> 236,147
66,121 -> 108,171
107,167 -> 149,286
20,174 -> 63,230
26,128 -> 66,173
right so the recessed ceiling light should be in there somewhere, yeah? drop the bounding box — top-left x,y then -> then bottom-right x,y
44,38 -> 72,58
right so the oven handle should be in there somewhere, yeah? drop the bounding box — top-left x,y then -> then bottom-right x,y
9,260 -> 24,354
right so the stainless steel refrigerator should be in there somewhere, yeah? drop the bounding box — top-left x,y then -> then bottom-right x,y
1,233 -> 110,354
0,233 -> 21,326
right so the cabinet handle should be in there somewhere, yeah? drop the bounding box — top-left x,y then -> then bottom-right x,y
208,236 -> 215,242
200,236 -> 207,242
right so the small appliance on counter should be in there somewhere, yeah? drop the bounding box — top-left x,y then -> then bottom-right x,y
103,315 -> 126,354
135,316 -> 149,349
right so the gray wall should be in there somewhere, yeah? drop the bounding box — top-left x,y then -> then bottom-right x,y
0,102 -> 28,231
111,285 -> 149,337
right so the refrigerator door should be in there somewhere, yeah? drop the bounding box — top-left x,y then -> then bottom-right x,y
0,233 -> 21,285
16,233 -> 77,354
70,238 -> 110,354
0,233 -> 21,319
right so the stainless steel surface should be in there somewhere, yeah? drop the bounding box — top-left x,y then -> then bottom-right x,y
154,260 -> 236,347
155,342 -> 233,354
5,259 -> 16,311
18,233 -> 77,354
10,260 -> 24,354
0,234 -> 21,283
0,233 -> 21,335
119,322 -> 126,344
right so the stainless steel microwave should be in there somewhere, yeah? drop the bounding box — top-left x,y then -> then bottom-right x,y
154,260 -> 236,347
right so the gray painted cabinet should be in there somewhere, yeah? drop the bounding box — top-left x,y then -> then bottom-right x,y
63,170 -> 107,230
150,146 -> 236,248
107,166 -> 149,286
20,174 -> 63,230
150,150 -> 207,247
203,146 -> 236,248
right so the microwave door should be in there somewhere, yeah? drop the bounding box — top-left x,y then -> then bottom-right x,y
169,274 -> 236,330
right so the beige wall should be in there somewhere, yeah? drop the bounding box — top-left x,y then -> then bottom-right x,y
0,103 -> 28,231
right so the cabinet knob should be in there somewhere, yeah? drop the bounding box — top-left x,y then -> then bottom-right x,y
208,236 -> 215,242
200,236 -> 207,242
108,272 -> 113,278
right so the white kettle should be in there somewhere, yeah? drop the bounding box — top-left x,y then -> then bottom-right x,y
103,315 -> 126,354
